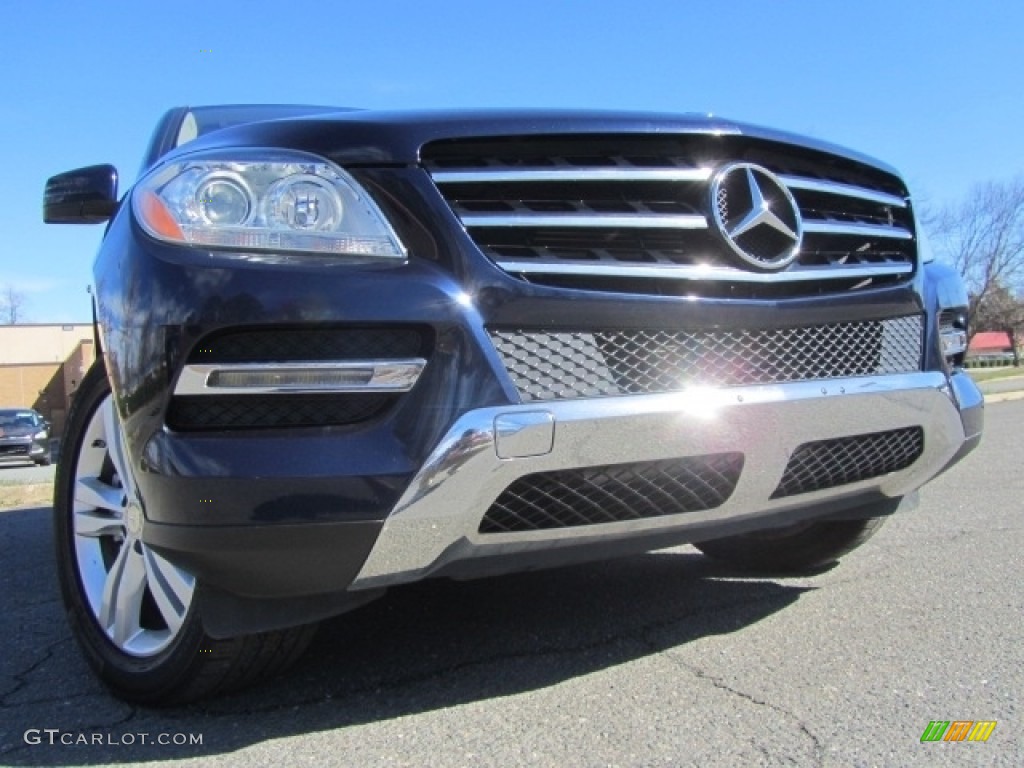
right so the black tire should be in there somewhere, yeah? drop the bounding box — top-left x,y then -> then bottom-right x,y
35,457 -> 51,467
54,360 -> 317,705
693,515 -> 889,574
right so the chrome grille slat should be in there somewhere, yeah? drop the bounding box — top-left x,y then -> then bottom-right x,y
437,168 -> 907,210
489,316 -> 922,402
494,262 -> 913,283
777,175 -> 907,208
433,167 -> 713,183
460,212 -> 709,229
801,221 -> 913,240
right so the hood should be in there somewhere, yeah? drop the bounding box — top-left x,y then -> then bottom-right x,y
163,107 -> 900,177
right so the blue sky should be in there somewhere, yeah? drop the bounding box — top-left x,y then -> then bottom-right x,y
2,0 -> 1022,321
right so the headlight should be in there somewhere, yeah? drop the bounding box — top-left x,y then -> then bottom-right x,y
34,430 -> 48,440
133,150 -> 406,260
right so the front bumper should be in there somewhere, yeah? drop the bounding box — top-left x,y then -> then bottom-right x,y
146,370 -> 981,605
943,370 -> 984,469
348,370 -> 974,589
0,438 -> 48,462
142,367 -> 982,636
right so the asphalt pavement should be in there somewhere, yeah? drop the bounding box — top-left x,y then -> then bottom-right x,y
978,373 -> 1024,399
0,463 -> 56,485
0,400 -> 1020,767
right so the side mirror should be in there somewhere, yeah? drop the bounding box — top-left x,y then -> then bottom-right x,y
43,164 -> 119,224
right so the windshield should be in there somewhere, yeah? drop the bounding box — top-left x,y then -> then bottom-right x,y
141,104 -> 354,172
175,104 -> 349,147
0,410 -> 40,429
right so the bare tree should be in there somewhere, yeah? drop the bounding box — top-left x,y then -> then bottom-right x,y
927,175 -> 1024,336
972,281 -> 1024,366
0,283 -> 28,324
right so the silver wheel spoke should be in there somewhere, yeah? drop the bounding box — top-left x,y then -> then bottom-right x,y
101,397 -> 137,501
98,541 -> 147,648
73,508 -> 123,539
143,548 -> 194,635
74,476 -> 125,515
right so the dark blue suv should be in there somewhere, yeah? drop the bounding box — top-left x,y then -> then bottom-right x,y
44,105 -> 982,703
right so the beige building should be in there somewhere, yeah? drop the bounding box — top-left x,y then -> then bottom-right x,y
0,324 -> 96,436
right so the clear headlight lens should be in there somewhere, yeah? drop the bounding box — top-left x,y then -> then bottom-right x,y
34,430 -> 48,440
265,174 -> 344,231
133,150 -> 405,260
196,173 -> 251,226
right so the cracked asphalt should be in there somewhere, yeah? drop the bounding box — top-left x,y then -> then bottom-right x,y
1,401 -> 1021,767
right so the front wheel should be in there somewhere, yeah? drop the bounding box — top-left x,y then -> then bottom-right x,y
54,360 -> 316,705
693,514 -> 889,574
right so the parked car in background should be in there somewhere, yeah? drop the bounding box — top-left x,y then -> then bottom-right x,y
0,408 -> 51,466
44,104 -> 983,705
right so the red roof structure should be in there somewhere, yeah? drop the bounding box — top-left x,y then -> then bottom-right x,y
968,331 -> 1012,353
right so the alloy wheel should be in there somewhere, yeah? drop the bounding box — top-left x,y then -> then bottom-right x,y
71,395 -> 195,656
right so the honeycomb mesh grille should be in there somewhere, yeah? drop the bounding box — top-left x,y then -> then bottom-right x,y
479,453 -> 744,533
771,427 -> 924,499
189,327 -> 428,363
490,316 -> 922,401
166,394 -> 395,431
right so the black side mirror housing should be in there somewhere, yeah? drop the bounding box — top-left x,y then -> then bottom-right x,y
43,164 -> 119,224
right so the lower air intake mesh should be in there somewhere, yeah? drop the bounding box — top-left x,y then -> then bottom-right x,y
189,327 -> 428,363
771,427 -> 924,499
166,394 -> 395,431
490,316 -> 921,401
479,453 -> 744,533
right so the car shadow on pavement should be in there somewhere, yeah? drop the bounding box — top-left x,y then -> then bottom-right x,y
0,505 -> 814,766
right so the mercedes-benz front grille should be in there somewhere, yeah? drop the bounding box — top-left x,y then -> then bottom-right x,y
424,135 -> 916,298
489,316 -> 922,401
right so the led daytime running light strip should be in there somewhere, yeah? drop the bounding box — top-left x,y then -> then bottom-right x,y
174,360 -> 426,396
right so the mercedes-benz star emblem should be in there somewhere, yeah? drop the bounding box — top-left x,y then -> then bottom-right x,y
710,163 -> 803,271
